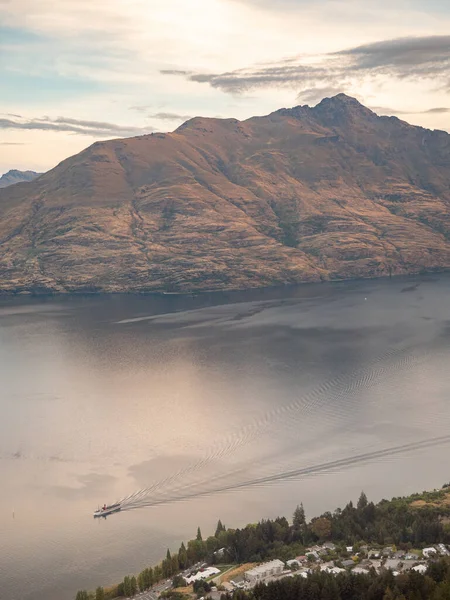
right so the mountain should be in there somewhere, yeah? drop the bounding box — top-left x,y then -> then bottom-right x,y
0,169 -> 42,189
1,94 -> 450,294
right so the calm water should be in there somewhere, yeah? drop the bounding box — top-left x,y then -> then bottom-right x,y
1,276 -> 450,600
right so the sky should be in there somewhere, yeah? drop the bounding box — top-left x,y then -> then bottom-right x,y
1,0 -> 450,174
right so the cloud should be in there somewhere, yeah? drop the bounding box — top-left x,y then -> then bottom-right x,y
336,35 -> 450,74
370,105 -> 450,116
159,69 -> 193,76
160,35 -> 450,97
148,112 -> 192,121
423,107 -> 450,113
129,107 -> 191,120
0,115 -> 154,138
0,142 -> 27,145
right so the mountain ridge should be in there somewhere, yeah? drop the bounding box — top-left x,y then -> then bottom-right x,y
0,169 -> 42,189
0,94 -> 449,294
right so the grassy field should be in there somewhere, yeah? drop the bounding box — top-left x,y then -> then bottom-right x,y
218,563 -> 257,584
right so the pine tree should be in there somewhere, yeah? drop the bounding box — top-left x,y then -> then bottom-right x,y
178,542 -> 188,568
130,575 -> 137,596
166,548 -> 171,561
137,572 -> 146,592
95,587 -> 105,600
171,554 -> 179,574
293,503 -> 306,529
123,575 -> 132,597
357,491 -> 368,510
75,592 -> 89,600
215,519 -> 225,537
197,526 -> 203,541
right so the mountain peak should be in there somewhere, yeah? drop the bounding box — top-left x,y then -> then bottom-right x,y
0,169 -> 42,189
312,93 -> 377,124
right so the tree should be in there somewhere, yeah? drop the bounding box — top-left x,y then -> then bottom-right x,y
196,527 -> 203,541
171,554 -> 179,574
138,572 -> 146,592
123,576 -> 132,597
178,542 -> 188,569
95,587 -> 105,600
358,491 -> 368,510
154,564 -> 163,583
215,520 -> 226,537
172,574 -> 186,588
130,576 -> 137,596
75,592 -> 89,600
162,558 -> 172,578
310,516 -> 332,540
166,548 -> 172,561
293,504 -> 306,529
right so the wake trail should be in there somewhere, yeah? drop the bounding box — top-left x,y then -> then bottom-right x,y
120,434 -> 450,511
119,340 -> 427,506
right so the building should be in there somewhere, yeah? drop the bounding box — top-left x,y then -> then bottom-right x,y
244,560 -> 285,584
413,564 -> 427,574
185,567 -> 220,584
352,566 -> 370,575
286,559 -> 301,568
423,547 -> 437,558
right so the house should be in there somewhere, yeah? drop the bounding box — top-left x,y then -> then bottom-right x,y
287,559 -> 301,568
329,567 -> 346,575
369,551 -> 381,559
346,546 -> 353,553
323,542 -> 337,551
352,566 -> 370,575
296,556 -> 308,564
382,546 -> 394,556
423,547 -> 437,558
342,560 -> 355,568
413,564 -> 427,574
185,567 -> 220,584
244,560 -> 285,585
438,544 -> 450,556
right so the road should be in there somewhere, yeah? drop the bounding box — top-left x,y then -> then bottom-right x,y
134,580 -> 171,600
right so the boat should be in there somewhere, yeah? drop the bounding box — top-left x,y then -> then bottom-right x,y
93,502 -> 121,518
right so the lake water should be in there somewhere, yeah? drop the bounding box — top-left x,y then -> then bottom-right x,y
1,276 -> 450,600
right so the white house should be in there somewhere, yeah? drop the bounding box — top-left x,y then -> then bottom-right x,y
423,547 -> 437,558
185,567 -> 220,584
244,560 -> 285,584
412,564 -> 427,574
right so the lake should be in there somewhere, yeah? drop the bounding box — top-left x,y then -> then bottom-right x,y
1,275 -> 450,600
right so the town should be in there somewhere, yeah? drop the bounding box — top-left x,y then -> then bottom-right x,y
127,541 -> 450,600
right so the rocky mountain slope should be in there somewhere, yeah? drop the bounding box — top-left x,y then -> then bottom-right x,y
1,94 -> 450,294
0,169 -> 41,189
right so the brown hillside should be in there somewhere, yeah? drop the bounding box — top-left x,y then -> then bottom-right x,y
1,94 -> 450,293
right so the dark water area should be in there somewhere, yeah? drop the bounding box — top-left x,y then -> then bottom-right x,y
1,276 -> 450,600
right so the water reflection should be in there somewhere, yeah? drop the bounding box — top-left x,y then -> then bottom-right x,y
0,275 -> 450,599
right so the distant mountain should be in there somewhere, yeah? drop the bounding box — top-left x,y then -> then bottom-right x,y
0,93 -> 449,294
0,169 -> 42,189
